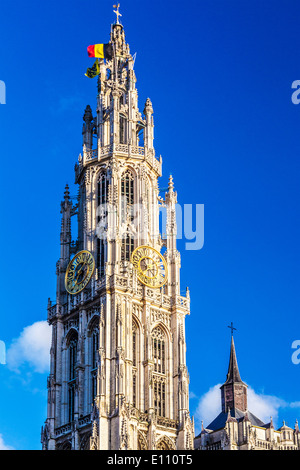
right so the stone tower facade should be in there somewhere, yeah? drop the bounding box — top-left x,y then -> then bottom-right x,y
41,16 -> 194,451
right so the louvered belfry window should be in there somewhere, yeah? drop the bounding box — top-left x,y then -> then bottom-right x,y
97,172 -> 108,276
120,170 -> 135,260
152,327 -> 167,417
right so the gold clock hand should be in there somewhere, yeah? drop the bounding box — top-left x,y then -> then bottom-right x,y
74,263 -> 85,285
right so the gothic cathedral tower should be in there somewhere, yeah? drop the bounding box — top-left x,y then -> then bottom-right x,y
41,12 -> 194,451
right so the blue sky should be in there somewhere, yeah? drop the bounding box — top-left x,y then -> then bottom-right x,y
1,0 -> 300,449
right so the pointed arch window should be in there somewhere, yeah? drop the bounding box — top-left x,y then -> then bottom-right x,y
152,327 -> 166,374
153,377 -> 166,418
121,170 -> 134,223
119,114 -> 127,144
97,172 -> 108,216
97,172 -> 108,276
97,238 -> 105,277
121,170 -> 134,205
151,326 -> 167,417
121,233 -> 134,262
68,334 -> 78,422
120,170 -> 135,260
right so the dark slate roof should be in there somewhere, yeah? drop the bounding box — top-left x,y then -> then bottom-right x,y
263,422 -> 272,429
196,408 -> 266,435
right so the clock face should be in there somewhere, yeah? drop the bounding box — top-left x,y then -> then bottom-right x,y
131,246 -> 168,288
65,250 -> 95,295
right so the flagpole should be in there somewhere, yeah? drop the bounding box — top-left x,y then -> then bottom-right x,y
112,38 -> 117,84
97,58 -> 101,92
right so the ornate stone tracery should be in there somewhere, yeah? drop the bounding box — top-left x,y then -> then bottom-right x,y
156,435 -> 176,450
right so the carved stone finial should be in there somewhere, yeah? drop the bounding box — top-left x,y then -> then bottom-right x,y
144,97 -> 153,115
83,105 -> 93,123
186,287 -> 190,299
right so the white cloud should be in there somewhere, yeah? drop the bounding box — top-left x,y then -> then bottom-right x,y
290,401 -> 300,408
247,386 -> 286,425
6,321 -> 51,374
194,383 -> 288,433
194,383 -> 222,432
0,434 -> 14,450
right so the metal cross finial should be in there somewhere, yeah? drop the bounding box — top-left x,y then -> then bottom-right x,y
228,322 -> 236,337
113,3 -> 122,24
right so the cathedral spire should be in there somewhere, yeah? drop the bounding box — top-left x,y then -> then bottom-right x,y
220,332 -> 248,413
224,335 -> 242,384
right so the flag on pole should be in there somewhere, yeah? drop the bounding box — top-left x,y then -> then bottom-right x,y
87,43 -> 113,60
85,60 -> 100,78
